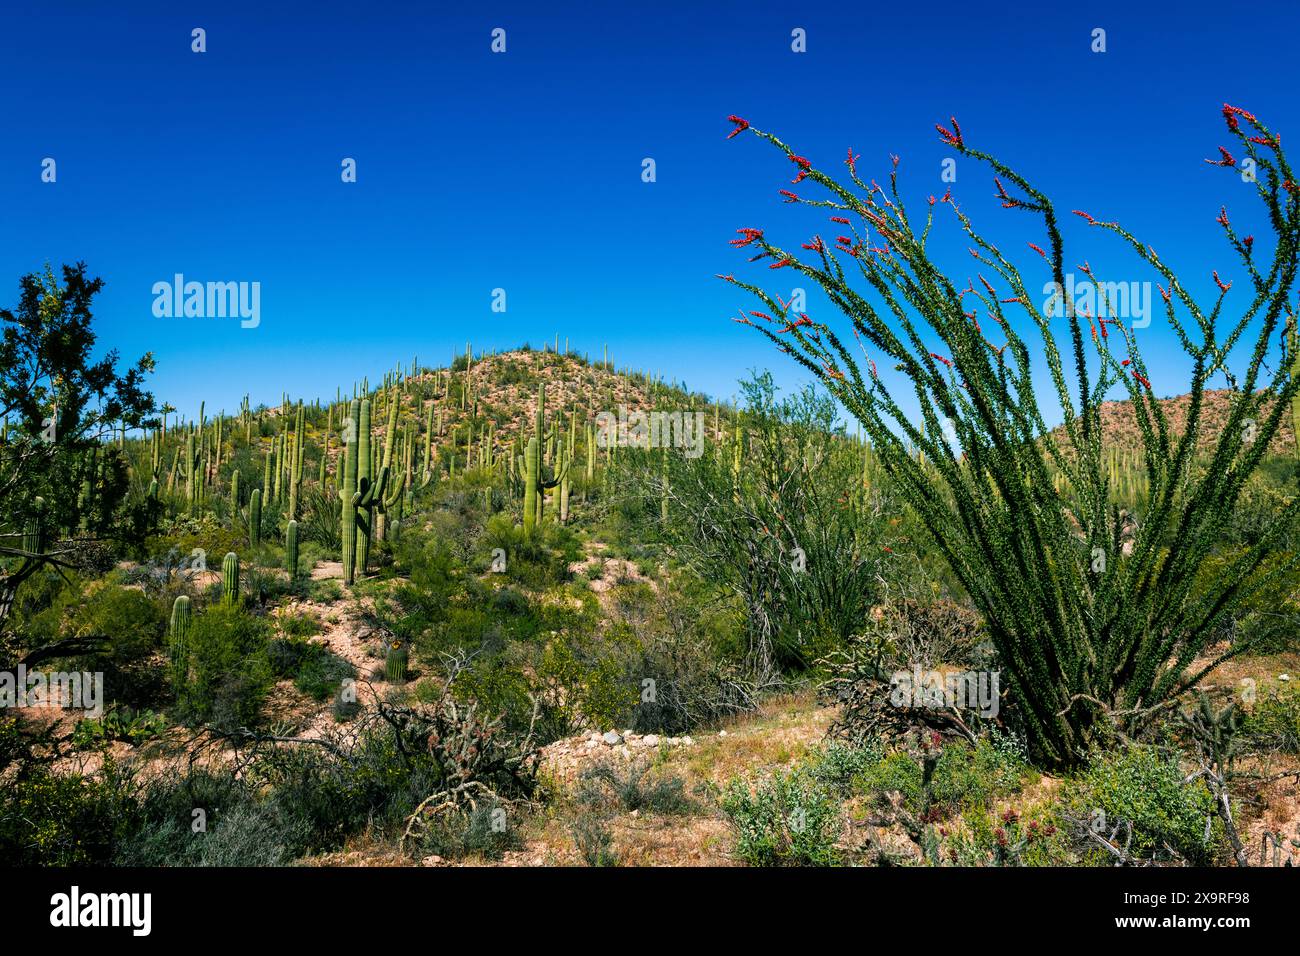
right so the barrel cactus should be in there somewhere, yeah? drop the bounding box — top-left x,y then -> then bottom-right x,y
385,640 -> 409,683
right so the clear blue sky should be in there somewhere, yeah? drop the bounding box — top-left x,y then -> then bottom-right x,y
2,1 -> 1297,425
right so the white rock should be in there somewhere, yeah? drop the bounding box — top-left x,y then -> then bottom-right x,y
602,730 -> 623,745
682,735 -> 694,746
719,730 -> 728,737
1280,674 -> 1292,681
644,734 -> 660,747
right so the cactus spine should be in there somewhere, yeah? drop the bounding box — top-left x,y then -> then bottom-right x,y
221,551 -> 239,605
169,595 -> 191,689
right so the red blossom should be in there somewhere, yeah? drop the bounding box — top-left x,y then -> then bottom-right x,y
789,154 -> 812,184
730,227 -> 764,248
846,147 -> 860,174
936,116 -> 964,149
801,237 -> 824,252
1213,270 -> 1232,293
779,189 -> 799,202
1027,242 -> 1046,259
769,258 -> 795,269
1216,206 -> 1230,227
725,114 -> 750,139
1157,283 -> 1171,303
1206,146 -> 1236,167
1133,370 -> 1151,389
748,311 -> 773,322
829,216 -> 851,224
1244,235 -> 1254,251
930,352 -> 953,368
1072,210 -> 1097,224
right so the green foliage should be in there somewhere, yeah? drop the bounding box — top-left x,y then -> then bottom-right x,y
176,604 -> 273,729
721,767 -> 842,866
1242,686 -> 1300,754
577,760 -> 693,815
728,109 -> 1300,768
571,815 -> 619,866
267,637 -> 355,701
1063,744 -> 1218,863
72,706 -> 167,748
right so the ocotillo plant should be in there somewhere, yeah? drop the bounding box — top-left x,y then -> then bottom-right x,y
285,518 -> 299,579
221,551 -> 239,606
725,106 -> 1300,768
168,595 -> 191,689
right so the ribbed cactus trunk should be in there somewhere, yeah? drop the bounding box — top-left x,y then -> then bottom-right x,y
221,552 -> 239,605
523,435 -> 540,537
356,398 -> 375,575
340,399 -> 361,585
385,641 -> 408,683
285,519 -> 299,579
288,402 -> 304,520
249,487 -> 262,545
169,595 -> 191,690
22,496 -> 45,560
230,469 -> 241,514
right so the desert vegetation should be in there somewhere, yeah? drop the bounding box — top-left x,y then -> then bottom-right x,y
3,107 -> 1300,869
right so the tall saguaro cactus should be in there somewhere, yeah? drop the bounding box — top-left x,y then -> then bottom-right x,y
285,519 -> 299,579
249,487 -> 262,545
221,552 -> 239,605
169,595 -> 191,689
340,399 -> 362,585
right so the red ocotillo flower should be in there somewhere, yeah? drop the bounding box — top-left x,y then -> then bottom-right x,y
779,189 -> 799,203
829,215 -> 851,224
1000,296 -> 1026,305
1133,370 -> 1152,389
1213,270 -> 1232,292
1206,146 -> 1236,167
801,237 -> 824,253
1073,209 -> 1097,224
748,310 -> 773,322
777,314 -> 813,333
769,257 -> 795,269
1244,235 -> 1254,252
1249,134 -> 1279,148
846,147 -> 860,174
790,155 -> 812,184
1157,283 -> 1171,303
836,235 -> 854,246
1027,242 -> 1046,259
730,227 -> 764,247
715,273 -> 736,283
1122,359 -> 1132,366
930,352 -> 953,368
1216,206 -> 1230,227
936,116 -> 963,149
725,115 -> 749,139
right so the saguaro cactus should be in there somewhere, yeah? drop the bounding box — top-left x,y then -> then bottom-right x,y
222,551 -> 239,606
249,487 -> 262,545
169,595 -> 191,689
22,496 -> 45,560
185,431 -> 201,512
285,519 -> 299,579
340,399 -> 362,585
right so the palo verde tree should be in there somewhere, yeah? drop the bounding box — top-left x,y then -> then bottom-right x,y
723,106 -> 1300,769
0,263 -> 156,651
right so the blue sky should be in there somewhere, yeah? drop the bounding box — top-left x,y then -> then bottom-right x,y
2,0 -> 1297,425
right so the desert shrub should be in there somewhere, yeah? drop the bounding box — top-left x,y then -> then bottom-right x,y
277,610 -> 323,638
418,804 -> 522,861
176,604 -> 273,729
805,740 -> 885,797
577,759 -> 692,815
853,751 -> 925,811
1062,745 -> 1218,864
721,768 -> 842,866
571,816 -> 619,866
929,739 -> 1028,813
1242,687 -> 1300,754
267,638 -> 354,701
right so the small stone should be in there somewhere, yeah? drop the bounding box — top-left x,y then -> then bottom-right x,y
1280,674 -> 1292,681
682,736 -> 694,745
643,734 -> 660,747
602,730 -> 622,745
718,730 -> 728,738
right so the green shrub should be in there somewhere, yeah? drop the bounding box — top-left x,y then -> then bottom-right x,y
177,604 -> 273,729
1243,687 -> 1300,754
267,638 -> 355,701
577,760 -> 692,815
571,816 -> 619,866
721,768 -> 841,866
1063,745 -> 1218,864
